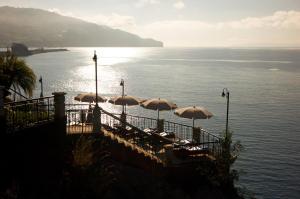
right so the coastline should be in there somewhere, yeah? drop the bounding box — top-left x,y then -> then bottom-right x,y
29,48 -> 68,55
0,47 -> 68,57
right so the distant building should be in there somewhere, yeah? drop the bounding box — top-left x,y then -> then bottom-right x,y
11,43 -> 30,56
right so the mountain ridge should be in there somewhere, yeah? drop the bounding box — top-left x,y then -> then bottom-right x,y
0,6 -> 163,47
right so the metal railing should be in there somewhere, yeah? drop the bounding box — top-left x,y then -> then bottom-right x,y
124,114 -> 223,158
101,109 -> 172,157
124,114 -> 157,130
65,104 -> 93,134
65,104 -> 171,156
4,96 -> 55,133
64,104 -> 223,159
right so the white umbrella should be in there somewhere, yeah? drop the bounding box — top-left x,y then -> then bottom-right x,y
174,106 -> 213,127
74,92 -> 106,103
141,98 -> 177,119
108,95 -> 142,114
108,95 -> 140,106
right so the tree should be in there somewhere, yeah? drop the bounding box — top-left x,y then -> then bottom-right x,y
0,51 -> 36,99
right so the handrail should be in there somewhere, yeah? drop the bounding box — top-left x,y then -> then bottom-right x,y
123,113 -> 222,158
65,105 -> 223,159
124,113 -> 221,140
9,88 -> 29,100
4,96 -> 54,106
125,113 -> 221,140
101,109 -> 173,145
4,96 -> 55,133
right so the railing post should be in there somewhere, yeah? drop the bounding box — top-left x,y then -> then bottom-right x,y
120,112 -> 126,128
192,127 -> 201,143
93,105 -> 101,133
52,92 -> 66,135
157,119 -> 164,132
0,86 -> 5,134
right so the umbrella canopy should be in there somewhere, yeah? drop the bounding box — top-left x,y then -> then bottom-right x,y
74,93 -> 106,103
141,98 -> 177,119
108,95 -> 140,106
108,95 -> 141,114
174,106 -> 213,127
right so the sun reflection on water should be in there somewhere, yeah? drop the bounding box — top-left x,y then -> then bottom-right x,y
68,47 -> 149,110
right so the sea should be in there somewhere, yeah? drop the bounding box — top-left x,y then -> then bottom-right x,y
24,47 -> 300,199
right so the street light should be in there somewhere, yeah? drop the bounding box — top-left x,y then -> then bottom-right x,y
93,51 -> 98,105
120,79 -> 125,113
92,51 -> 101,133
39,76 -> 43,98
222,88 -> 230,138
119,79 -> 126,126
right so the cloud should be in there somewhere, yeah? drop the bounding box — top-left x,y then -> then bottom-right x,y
84,13 -> 137,31
47,8 -> 300,47
218,10 -> 300,29
135,0 -> 160,8
48,9 -> 137,31
48,8 -> 75,18
134,10 -> 300,46
173,1 -> 185,10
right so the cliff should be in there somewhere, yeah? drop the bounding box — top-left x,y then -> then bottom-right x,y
0,6 -> 163,47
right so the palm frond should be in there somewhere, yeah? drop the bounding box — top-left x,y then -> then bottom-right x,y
0,53 -> 36,97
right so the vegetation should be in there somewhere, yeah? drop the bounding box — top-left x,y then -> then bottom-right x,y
0,127 -> 249,199
194,130 -> 245,198
218,130 -> 243,186
63,135 -> 118,199
0,51 -> 36,99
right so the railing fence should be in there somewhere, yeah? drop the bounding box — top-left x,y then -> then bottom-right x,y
4,96 -> 55,133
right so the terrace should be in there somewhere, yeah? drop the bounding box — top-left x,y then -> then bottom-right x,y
2,92 -> 223,168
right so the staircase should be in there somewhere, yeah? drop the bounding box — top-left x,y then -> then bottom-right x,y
100,128 -> 165,174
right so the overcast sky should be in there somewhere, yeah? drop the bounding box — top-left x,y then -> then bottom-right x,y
1,0 -> 300,47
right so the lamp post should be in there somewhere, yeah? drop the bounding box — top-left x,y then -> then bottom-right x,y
39,76 -> 43,98
93,51 -> 98,105
221,88 -> 230,139
92,51 -> 101,133
120,79 -> 126,127
120,79 -> 125,113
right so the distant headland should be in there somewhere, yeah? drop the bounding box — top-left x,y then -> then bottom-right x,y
0,6 -> 163,47
0,43 -> 68,57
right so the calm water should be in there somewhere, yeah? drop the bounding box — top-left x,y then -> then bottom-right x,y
25,47 -> 300,199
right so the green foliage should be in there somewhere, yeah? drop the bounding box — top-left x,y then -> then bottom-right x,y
0,51 -> 36,98
63,135 -> 118,198
195,130 -> 244,198
218,131 -> 243,182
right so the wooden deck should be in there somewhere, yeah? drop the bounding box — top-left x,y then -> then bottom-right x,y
67,124 -> 93,134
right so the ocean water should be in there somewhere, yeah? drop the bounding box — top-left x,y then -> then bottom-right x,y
25,47 -> 300,199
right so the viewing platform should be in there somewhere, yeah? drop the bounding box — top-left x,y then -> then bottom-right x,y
2,93 -> 223,171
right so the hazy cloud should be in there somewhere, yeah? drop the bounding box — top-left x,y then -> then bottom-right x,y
48,8 -> 75,17
47,7 -> 300,47
48,8 -> 137,31
135,10 -> 300,46
84,13 -> 137,31
218,10 -> 300,29
135,0 -> 160,8
173,1 -> 185,10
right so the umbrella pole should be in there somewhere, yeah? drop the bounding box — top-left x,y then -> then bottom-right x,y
193,118 -> 195,128
157,109 -> 160,120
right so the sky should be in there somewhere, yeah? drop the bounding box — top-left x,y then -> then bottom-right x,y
1,0 -> 300,47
